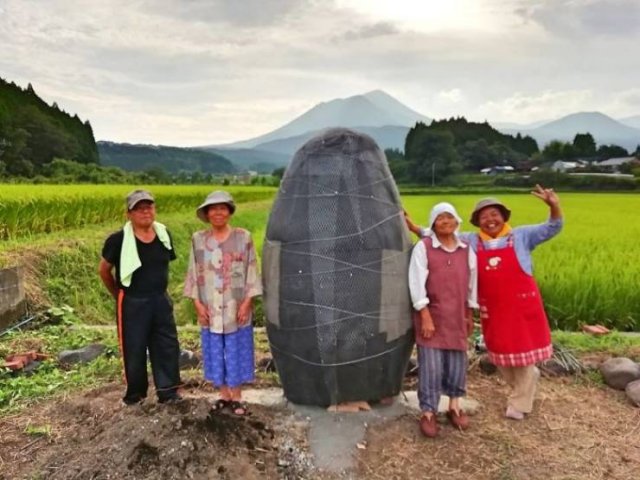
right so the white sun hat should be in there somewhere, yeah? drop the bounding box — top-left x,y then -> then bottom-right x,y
428,202 -> 462,230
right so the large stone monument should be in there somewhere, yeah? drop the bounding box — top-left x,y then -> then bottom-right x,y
263,128 -> 414,406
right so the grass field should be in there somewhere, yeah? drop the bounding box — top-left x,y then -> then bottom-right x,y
1,186 -> 640,416
0,185 -> 275,240
1,185 -> 639,331
403,193 -> 640,330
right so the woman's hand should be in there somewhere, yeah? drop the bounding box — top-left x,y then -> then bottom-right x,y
466,308 -> 475,337
404,210 -> 423,238
531,184 -> 560,207
194,300 -> 210,327
420,309 -> 435,339
237,299 -> 252,326
531,184 -> 562,220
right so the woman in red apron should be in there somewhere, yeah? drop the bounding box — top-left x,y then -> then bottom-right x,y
470,185 -> 562,420
406,185 -> 563,420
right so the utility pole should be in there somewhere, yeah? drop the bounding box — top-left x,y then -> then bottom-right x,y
431,162 -> 436,187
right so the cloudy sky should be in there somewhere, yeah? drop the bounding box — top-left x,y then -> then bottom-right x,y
1,0 -> 639,146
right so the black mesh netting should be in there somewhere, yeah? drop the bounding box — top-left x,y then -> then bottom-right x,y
263,128 -> 415,406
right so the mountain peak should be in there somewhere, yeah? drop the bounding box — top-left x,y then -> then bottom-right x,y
215,91 -> 431,149
521,110 -> 640,150
363,89 -> 393,99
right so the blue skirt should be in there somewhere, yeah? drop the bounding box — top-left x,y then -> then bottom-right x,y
201,326 -> 255,387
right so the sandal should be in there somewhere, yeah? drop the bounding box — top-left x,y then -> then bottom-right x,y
211,399 -> 229,411
446,409 -> 470,430
230,400 -> 249,416
419,413 -> 439,438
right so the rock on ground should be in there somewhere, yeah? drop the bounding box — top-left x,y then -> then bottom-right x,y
625,379 -> 640,407
178,349 -> 200,369
599,357 -> 640,390
58,343 -> 106,365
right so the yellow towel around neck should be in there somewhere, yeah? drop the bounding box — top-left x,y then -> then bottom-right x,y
120,221 -> 172,287
478,223 -> 512,241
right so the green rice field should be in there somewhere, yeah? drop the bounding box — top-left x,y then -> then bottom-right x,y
0,185 -> 276,240
403,193 -> 640,331
1,185 -> 638,331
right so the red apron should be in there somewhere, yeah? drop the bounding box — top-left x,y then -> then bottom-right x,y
477,235 -> 552,367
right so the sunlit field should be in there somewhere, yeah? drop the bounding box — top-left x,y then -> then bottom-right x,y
1,185 -> 638,330
403,193 -> 640,330
0,185 -> 276,239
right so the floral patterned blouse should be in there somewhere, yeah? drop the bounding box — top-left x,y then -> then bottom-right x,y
183,228 -> 262,334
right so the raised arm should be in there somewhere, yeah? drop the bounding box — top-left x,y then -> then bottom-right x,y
531,184 -> 562,221
519,185 -> 564,250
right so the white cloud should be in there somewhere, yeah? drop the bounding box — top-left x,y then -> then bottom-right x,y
437,89 -> 464,104
475,90 -> 596,123
1,0 -> 639,145
516,0 -> 640,37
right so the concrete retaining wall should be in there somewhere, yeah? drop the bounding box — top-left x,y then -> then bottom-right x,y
0,266 -> 26,331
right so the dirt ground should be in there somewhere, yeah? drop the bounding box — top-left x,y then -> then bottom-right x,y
1,369 -> 639,480
0,383 -> 315,480
359,370 -> 640,480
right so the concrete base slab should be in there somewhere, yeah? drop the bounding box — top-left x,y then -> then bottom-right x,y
242,388 -> 288,407
241,388 -> 481,474
400,391 -> 481,415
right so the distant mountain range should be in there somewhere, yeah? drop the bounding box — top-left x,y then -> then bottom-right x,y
98,142 -> 236,174
199,90 -> 430,172
618,115 -> 640,130
499,112 -> 640,151
209,90 -> 430,150
99,91 -> 640,173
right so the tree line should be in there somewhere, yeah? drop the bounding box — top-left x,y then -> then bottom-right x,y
2,76 -> 638,186
0,78 -> 98,177
387,117 -> 639,184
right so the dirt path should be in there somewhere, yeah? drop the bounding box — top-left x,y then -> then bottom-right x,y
1,370 -> 639,479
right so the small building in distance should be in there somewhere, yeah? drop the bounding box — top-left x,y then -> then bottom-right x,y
551,160 -> 579,172
480,165 -> 515,175
597,156 -> 637,173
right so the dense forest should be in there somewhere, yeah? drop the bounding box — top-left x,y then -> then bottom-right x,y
391,117 -> 539,183
98,142 -> 236,174
0,77 -> 98,177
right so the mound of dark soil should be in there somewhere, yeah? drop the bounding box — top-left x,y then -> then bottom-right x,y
32,397 -> 289,479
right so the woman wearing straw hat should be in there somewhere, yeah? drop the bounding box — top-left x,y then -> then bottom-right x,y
407,185 -> 563,420
183,191 -> 262,415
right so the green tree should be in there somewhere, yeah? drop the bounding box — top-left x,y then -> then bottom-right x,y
562,143 -> 577,159
0,76 -> 99,177
572,133 -> 596,157
405,129 -> 458,184
511,133 -> 539,156
597,144 -> 629,159
457,139 -> 495,171
542,140 -> 563,160
272,167 -> 286,179
384,148 -> 408,182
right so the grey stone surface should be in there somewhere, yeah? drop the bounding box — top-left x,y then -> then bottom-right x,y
21,360 -> 42,376
401,391 -> 481,415
600,357 -> 640,390
58,343 -> 106,365
625,379 -> 640,407
263,128 -> 414,407
179,350 -> 200,370
0,266 -> 26,331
